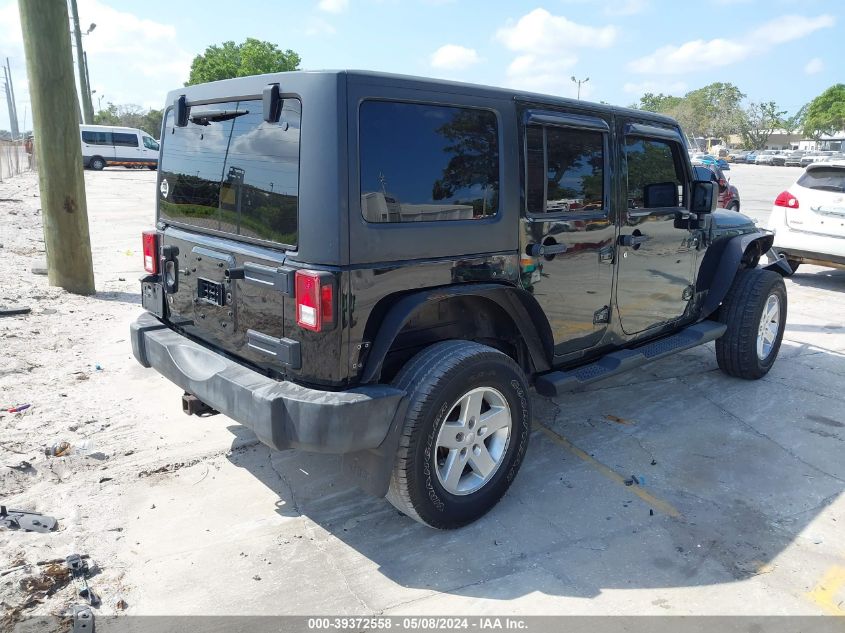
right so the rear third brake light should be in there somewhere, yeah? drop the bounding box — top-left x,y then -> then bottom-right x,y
142,230 -> 159,274
774,191 -> 799,209
295,270 -> 335,332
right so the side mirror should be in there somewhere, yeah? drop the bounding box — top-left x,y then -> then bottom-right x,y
690,180 -> 717,214
174,95 -> 188,127
718,177 -> 728,191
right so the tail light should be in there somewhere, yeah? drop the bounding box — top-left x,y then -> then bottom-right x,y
774,191 -> 799,209
142,230 -> 159,274
295,270 -> 335,332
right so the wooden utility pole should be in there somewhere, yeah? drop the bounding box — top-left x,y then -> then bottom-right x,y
18,0 -> 95,295
69,0 -> 93,124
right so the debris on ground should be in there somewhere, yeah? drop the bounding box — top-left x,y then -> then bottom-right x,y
7,403 -> 31,413
0,506 -> 58,532
0,306 -> 31,317
604,414 -> 633,425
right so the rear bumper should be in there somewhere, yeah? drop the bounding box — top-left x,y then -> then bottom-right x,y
770,213 -> 845,267
130,312 -> 406,454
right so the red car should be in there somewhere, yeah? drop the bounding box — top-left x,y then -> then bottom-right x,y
694,165 -> 740,211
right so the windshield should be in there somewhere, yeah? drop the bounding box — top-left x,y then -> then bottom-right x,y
798,167 -> 845,193
157,98 -> 301,246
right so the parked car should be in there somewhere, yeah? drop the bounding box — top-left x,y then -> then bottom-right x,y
80,124 -> 159,170
784,151 -> 806,167
729,151 -> 751,163
691,153 -> 719,167
694,165 -> 740,211
745,150 -> 759,164
716,158 -> 730,170
131,70 -> 789,528
801,151 -> 834,167
769,161 -> 845,274
819,152 -> 845,164
754,150 -> 781,165
772,150 -> 802,166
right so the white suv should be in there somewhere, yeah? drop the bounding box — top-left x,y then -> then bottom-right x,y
769,161 -> 845,273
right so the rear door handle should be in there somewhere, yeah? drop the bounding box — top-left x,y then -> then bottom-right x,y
618,234 -> 649,248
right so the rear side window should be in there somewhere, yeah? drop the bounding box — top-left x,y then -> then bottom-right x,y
625,138 -> 686,208
797,167 -> 845,192
113,133 -> 139,147
525,125 -> 605,214
157,98 -> 300,246
359,101 -> 499,223
81,130 -> 112,145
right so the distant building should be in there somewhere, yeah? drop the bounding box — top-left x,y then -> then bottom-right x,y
797,132 -> 845,152
727,131 -> 804,150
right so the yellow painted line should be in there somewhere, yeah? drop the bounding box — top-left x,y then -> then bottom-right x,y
537,424 -> 684,519
807,565 -> 845,615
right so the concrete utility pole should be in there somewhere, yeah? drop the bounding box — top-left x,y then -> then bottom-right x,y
5,59 -> 20,137
69,0 -> 94,123
83,51 -> 94,117
18,0 -> 95,295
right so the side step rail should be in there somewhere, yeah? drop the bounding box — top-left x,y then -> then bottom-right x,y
535,320 -> 727,397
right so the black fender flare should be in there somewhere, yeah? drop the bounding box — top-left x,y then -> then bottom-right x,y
359,283 -> 554,384
699,231 -> 777,318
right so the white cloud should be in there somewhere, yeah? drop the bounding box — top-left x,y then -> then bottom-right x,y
604,0 -> 649,16
497,9 -> 617,54
317,0 -> 349,13
496,9 -> 615,96
623,80 -> 687,95
0,0 -> 193,131
804,57 -> 824,75
306,18 -> 337,36
629,13 -> 835,74
429,44 -> 481,70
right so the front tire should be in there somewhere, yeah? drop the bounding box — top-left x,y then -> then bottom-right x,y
386,340 -> 531,529
89,156 -> 105,171
716,269 -> 787,379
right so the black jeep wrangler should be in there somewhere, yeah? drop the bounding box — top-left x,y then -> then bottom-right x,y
131,71 -> 790,529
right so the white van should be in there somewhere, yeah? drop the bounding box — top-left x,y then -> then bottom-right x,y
80,124 -> 159,170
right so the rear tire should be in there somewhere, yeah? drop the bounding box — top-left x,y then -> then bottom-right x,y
386,340 -> 531,529
716,269 -> 787,380
89,156 -> 105,171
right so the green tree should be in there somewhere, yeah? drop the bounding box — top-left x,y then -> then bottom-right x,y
186,38 -> 301,86
739,101 -> 786,149
780,104 -> 807,136
683,82 -> 746,141
636,93 -> 683,113
93,103 -> 164,137
803,84 -> 845,139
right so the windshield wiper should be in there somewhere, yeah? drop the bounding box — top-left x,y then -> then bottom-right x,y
189,109 -> 249,126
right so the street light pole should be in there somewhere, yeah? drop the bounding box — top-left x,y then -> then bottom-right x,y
69,0 -> 94,123
570,75 -> 590,100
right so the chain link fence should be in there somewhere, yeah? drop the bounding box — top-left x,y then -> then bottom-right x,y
0,139 -> 37,181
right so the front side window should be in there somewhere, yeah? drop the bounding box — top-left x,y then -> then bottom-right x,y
359,101 -> 499,223
143,136 -> 159,151
525,125 -> 604,214
158,98 -> 300,246
113,132 -> 139,147
625,137 -> 685,208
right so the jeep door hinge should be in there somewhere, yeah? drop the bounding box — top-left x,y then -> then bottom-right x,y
599,245 -> 614,265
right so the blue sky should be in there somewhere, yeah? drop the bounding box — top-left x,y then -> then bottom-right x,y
0,0 -> 841,132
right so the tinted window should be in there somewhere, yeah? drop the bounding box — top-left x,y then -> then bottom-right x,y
158,99 -> 300,246
798,167 -> 845,192
360,101 -> 499,223
113,132 -> 139,147
81,130 -> 111,145
143,136 -> 159,151
625,138 -> 685,208
525,125 -> 604,214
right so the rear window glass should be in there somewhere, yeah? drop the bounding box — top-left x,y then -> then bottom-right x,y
359,101 -> 499,223
81,130 -> 111,145
158,98 -> 300,246
798,167 -> 845,192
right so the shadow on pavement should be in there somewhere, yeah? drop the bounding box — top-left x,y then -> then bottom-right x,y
223,342 -> 844,601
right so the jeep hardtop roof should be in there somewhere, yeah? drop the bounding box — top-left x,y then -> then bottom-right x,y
164,69 -> 679,128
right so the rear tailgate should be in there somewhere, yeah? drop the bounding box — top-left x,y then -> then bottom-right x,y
787,166 -> 845,238
156,98 -> 302,373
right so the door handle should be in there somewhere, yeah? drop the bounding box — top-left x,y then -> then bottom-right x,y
618,234 -> 649,248
526,242 -> 567,257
